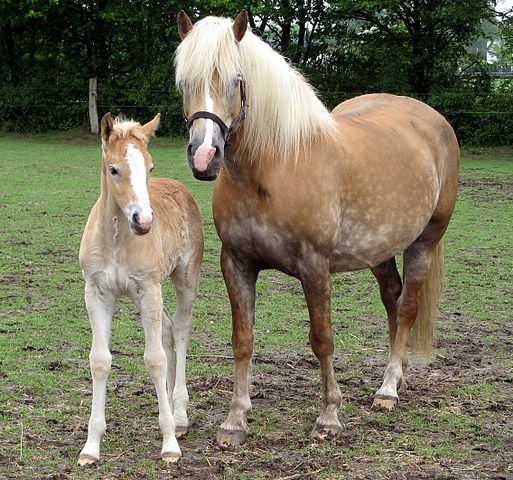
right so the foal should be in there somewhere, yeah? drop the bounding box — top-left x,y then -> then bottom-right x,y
78,113 -> 203,464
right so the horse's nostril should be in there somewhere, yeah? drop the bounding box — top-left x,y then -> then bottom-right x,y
187,143 -> 194,156
132,212 -> 140,225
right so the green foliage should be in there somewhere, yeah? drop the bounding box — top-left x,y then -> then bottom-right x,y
1,0 -> 512,145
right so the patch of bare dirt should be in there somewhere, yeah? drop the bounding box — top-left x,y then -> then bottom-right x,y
81,315 -> 513,479
459,176 -> 513,205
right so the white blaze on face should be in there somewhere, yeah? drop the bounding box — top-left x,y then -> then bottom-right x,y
203,87 -> 214,145
192,86 -> 217,171
125,143 -> 152,225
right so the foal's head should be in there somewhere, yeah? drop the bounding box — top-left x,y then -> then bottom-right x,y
100,112 -> 160,235
175,10 -> 248,180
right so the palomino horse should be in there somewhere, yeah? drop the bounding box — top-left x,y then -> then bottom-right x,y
78,113 -> 203,464
175,11 -> 459,447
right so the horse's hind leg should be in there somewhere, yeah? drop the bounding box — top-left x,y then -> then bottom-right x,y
370,258 -> 405,371
166,247 -> 201,437
372,232 -> 443,410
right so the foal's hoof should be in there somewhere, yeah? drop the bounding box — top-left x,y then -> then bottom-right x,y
77,454 -> 99,466
310,422 -> 343,441
162,451 -> 181,464
217,428 -> 247,448
175,424 -> 188,438
372,395 -> 399,411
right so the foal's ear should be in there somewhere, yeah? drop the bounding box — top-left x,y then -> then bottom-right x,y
141,113 -> 161,142
177,11 -> 193,40
233,10 -> 248,42
101,112 -> 114,145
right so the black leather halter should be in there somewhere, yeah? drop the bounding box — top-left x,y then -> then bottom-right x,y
185,78 -> 247,141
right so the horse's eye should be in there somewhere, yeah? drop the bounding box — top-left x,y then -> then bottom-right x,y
149,166 -> 154,173
109,166 -> 119,176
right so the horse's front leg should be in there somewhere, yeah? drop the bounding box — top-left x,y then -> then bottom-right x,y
301,261 -> 343,440
139,285 -> 181,463
217,247 -> 258,448
78,283 -> 115,466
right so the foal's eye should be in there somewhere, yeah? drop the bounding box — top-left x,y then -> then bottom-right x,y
149,166 -> 154,173
109,166 -> 119,176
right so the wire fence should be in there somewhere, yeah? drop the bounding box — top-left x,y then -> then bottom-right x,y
3,86 -> 513,145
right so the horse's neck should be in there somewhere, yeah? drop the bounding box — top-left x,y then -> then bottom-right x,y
224,141 -> 255,182
95,177 -> 131,245
227,133 -> 281,184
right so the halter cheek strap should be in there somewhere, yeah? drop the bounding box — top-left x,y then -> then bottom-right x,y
185,79 -> 247,141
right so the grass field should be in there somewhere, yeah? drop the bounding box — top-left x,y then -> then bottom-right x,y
0,131 -> 512,479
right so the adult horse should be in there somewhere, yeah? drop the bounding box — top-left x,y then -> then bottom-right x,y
175,10 -> 459,447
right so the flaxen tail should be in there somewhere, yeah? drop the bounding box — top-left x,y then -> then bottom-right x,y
410,239 -> 445,362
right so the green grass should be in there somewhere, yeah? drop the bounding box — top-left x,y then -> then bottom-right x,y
1,132 -> 512,479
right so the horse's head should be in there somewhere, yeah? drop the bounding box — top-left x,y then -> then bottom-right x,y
100,112 -> 160,235
176,10 -> 248,180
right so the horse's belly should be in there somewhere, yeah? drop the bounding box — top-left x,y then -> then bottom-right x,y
330,214 -> 429,271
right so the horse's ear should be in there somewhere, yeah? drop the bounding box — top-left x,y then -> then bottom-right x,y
177,11 -> 193,40
141,113 -> 161,142
233,10 -> 248,42
101,112 -> 114,145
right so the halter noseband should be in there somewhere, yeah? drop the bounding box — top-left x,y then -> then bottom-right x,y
185,78 -> 247,141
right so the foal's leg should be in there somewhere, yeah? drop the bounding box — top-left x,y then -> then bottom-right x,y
78,283 -> 115,466
301,260 -> 343,440
165,251 -> 201,436
217,247 -> 258,448
372,242 -> 436,410
139,285 -> 181,462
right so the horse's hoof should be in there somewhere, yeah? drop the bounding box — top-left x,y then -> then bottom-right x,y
175,425 -> 188,438
162,451 -> 181,464
217,428 -> 247,448
77,454 -> 99,466
372,395 -> 399,411
310,422 -> 343,441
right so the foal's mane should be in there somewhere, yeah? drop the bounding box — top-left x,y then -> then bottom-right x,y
108,117 -> 147,144
175,16 -> 337,163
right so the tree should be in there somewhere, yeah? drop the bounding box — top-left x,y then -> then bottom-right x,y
334,0 -> 495,98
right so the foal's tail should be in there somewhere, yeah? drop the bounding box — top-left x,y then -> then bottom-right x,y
410,239 -> 445,362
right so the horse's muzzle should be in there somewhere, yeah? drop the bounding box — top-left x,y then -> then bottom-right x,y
187,140 -> 224,181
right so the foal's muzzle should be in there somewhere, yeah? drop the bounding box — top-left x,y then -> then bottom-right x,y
130,211 -> 153,235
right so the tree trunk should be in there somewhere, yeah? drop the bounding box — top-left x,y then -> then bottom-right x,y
89,77 -> 99,134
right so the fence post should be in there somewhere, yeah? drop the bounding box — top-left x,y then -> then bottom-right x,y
89,77 -> 99,134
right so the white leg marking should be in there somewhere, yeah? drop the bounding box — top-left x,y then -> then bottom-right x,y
79,283 -> 115,465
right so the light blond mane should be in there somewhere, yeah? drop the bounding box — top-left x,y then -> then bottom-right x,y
175,16 -> 338,163
108,117 -> 146,144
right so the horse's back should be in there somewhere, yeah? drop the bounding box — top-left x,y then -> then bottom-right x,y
331,93 -> 459,190
332,93 -> 458,156
333,93 -> 444,124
